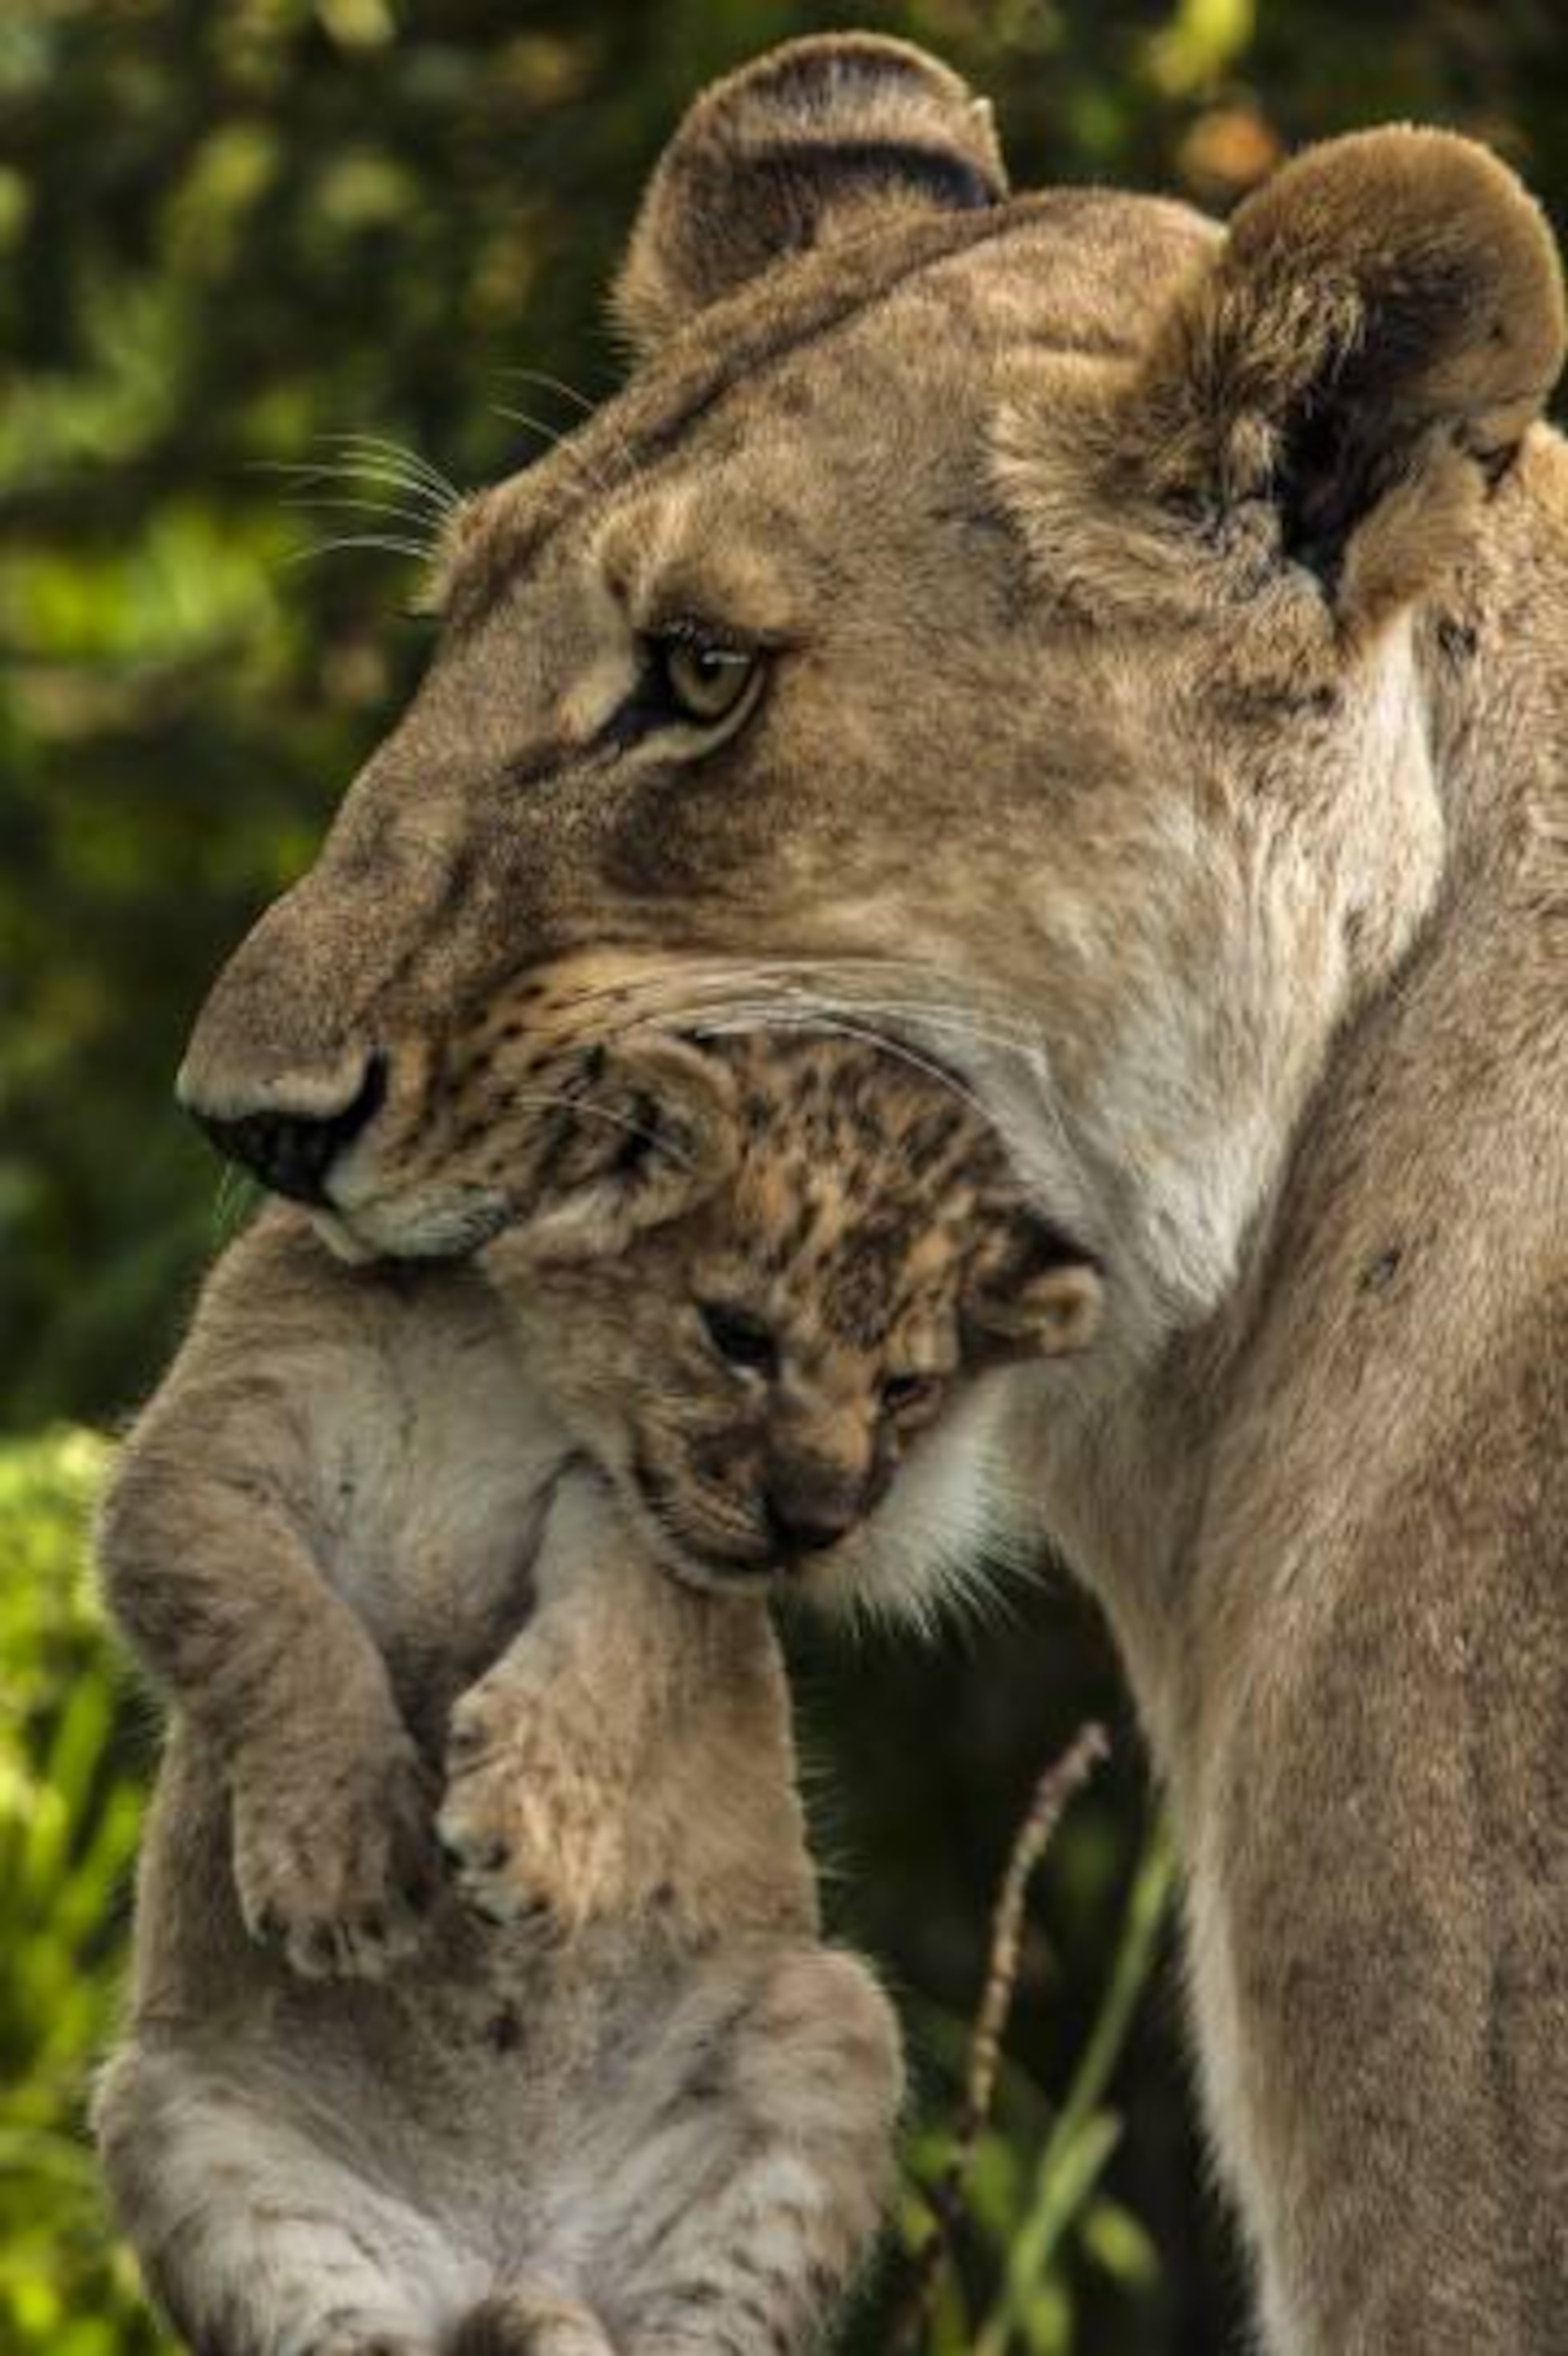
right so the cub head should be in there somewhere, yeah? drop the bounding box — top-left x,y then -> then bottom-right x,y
180,34 -> 1564,1392
483,1030 -> 1102,1612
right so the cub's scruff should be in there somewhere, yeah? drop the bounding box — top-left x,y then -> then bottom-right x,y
95,1029 -> 1102,2356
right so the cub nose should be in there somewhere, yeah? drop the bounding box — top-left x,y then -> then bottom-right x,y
762,1462 -> 870,1557
765,1498 -> 854,1555
192,1054 -> 387,1206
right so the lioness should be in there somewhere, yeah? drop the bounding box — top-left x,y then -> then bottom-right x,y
171,32 -> 1568,2356
97,1019 -> 1100,2356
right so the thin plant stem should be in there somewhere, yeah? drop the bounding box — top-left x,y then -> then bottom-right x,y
974,1826 -> 1178,2356
890,1723 -> 1110,2355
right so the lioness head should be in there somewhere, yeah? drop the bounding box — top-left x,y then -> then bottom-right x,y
180,34 -> 1564,1366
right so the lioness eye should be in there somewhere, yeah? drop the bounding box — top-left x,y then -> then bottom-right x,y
654,634 -> 762,728
698,1301 -> 778,1378
882,1373 -> 938,1415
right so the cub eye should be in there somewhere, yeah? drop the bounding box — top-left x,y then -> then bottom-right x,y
652,632 -> 762,729
882,1372 -> 938,1416
698,1301 -> 779,1378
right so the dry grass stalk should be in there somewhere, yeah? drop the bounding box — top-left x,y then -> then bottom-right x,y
889,1719 -> 1110,2354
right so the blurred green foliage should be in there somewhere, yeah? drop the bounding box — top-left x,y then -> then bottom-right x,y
4,2 -> 1567,2349
0,1430 -> 167,2356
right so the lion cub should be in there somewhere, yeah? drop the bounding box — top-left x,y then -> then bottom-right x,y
94,1031 -> 1102,2356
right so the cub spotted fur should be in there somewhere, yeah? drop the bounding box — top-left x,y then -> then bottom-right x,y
95,1027 -> 1101,2356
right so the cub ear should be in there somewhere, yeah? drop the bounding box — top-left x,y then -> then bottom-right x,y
518,1037 -> 738,1266
1147,128 -> 1564,617
614,34 -> 1007,356
964,1211 -> 1104,1363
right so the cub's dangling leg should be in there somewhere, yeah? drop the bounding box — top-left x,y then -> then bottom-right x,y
600,1947 -> 903,2356
94,2043 -> 480,2356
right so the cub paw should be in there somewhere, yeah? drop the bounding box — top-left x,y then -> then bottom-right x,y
310,2335 -> 434,2356
450,2286 -> 617,2356
438,1683 -> 620,1938
232,1733 -> 441,1982
310,2337 -> 434,2356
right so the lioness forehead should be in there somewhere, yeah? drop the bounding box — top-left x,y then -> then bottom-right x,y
442,190 -> 1215,630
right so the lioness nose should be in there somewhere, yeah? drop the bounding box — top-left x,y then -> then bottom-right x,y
192,1054 -> 387,1206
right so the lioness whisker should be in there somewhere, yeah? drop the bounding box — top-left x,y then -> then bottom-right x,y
528,956 -> 1035,1044
494,967 -> 1038,1078
322,432 -> 462,511
502,1091 -> 698,1172
494,367 -> 640,477
686,950 -> 1027,1009
499,365 -> 602,416
680,966 -> 1038,1041
491,406 -> 617,498
490,404 -> 574,452
515,961 -> 1004,1033
784,998 -> 1039,1056
666,976 -> 1024,1056
285,534 -> 438,570
719,1003 -> 1040,1064
690,1006 -> 996,1124
278,494 -> 447,550
258,458 -> 459,524
716,953 -> 1027,1010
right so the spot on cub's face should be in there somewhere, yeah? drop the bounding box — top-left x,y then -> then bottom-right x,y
486,1032 -> 1101,1603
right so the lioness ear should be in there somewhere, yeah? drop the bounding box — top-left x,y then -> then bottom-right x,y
964,1214 -> 1104,1363
614,34 -> 1007,356
1002,130 -> 1565,630
520,1038 -> 738,1265
1138,128 -> 1565,618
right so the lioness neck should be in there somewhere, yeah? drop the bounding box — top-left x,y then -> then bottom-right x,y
1422,430 -> 1568,860
1034,430 -> 1568,1762
1026,427 -> 1568,2350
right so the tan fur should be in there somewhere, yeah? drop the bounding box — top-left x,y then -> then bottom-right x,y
170,34 -> 1568,2352
97,1034 -> 1096,2355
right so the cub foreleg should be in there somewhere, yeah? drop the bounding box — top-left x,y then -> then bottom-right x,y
98,1224 -> 443,1981
438,1474 -> 708,1938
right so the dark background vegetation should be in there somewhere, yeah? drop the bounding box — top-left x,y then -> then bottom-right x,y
3,3 -> 1565,2350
